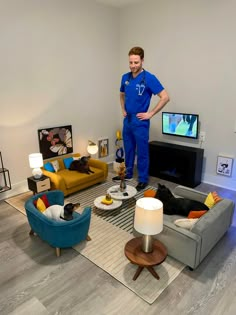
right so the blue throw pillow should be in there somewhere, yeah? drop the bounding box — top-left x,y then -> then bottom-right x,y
63,157 -> 73,169
44,162 -> 55,172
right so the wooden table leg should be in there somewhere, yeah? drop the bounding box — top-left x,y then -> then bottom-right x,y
133,266 -> 144,280
29,229 -> 35,236
147,266 -> 160,280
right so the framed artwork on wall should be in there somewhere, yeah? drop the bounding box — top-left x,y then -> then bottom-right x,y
38,125 -> 73,159
216,155 -> 234,177
98,138 -> 109,158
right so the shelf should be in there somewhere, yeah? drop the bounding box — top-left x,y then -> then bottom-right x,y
0,167 -> 8,172
0,152 -> 11,193
0,185 -> 11,193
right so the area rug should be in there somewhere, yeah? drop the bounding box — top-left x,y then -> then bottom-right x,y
5,191 -> 32,215
5,173 -> 185,304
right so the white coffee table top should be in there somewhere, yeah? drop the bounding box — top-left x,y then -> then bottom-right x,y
107,185 -> 137,200
94,196 -> 122,210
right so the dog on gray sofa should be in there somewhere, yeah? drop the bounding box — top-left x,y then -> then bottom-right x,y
42,202 -> 80,221
69,156 -> 94,174
155,183 -> 209,216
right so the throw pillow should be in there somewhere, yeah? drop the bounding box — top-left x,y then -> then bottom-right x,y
34,197 -> 46,212
144,189 -> 156,198
63,157 -> 73,169
44,162 -> 55,172
188,210 -> 207,219
174,218 -> 199,230
51,160 -> 60,172
204,192 -> 223,208
40,194 -> 50,208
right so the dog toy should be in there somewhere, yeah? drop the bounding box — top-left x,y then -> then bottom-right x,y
101,193 -> 113,205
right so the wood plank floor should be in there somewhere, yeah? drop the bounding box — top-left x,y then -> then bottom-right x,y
0,170 -> 236,315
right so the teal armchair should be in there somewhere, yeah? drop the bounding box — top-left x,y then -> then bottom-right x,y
25,190 -> 91,256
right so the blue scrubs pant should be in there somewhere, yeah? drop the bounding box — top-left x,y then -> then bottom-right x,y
122,114 -> 150,183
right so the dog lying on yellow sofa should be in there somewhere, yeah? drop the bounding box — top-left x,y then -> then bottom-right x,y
69,156 -> 94,174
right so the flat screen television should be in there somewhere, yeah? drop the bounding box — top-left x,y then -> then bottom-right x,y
162,112 -> 199,139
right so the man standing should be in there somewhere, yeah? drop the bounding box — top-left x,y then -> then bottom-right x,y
113,47 -> 169,191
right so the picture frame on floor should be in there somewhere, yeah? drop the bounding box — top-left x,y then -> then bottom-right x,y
216,155 -> 234,177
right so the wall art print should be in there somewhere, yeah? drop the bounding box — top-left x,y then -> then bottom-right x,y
38,125 -> 73,159
216,155 -> 234,177
98,138 -> 109,158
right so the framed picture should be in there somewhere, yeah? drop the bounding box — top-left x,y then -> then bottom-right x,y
98,138 -> 109,158
38,125 -> 73,159
216,155 -> 234,177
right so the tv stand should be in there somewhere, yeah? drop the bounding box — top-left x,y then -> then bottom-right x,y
149,141 -> 204,188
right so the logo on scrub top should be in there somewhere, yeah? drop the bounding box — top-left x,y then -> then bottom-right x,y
136,84 -> 145,95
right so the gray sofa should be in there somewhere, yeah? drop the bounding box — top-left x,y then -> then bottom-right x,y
136,185 -> 235,270
159,185 -> 235,269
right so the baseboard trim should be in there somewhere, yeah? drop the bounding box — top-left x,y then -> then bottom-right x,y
202,174 -> 236,191
0,180 -> 29,201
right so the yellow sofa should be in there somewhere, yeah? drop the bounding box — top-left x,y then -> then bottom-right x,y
42,153 -> 108,196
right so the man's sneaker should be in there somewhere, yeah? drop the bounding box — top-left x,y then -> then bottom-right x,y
136,182 -> 148,192
112,175 -> 133,182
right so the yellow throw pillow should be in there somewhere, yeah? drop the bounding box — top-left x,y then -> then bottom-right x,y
36,198 -> 46,212
204,192 -> 223,208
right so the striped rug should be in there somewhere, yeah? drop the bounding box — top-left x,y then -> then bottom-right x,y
66,174 -> 186,304
5,173 -> 185,304
66,173 -> 143,233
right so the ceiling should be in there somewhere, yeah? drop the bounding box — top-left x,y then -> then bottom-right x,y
94,0 -> 144,8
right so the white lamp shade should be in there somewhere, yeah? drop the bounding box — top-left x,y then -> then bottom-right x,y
29,153 -> 43,179
87,141 -> 98,155
29,153 -> 43,168
134,197 -> 163,235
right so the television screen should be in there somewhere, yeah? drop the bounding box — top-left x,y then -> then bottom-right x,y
162,112 -> 199,139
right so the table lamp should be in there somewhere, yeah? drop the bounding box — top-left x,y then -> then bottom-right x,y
29,153 -> 43,179
87,140 -> 98,155
134,197 -> 163,253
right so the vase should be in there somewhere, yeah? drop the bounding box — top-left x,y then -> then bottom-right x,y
120,178 -> 126,192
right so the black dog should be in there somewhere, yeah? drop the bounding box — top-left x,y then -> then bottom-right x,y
155,183 -> 209,216
69,156 -> 94,174
63,203 -> 80,221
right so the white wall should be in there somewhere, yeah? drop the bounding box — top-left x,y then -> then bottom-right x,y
119,0 -> 236,190
0,0 -> 121,199
1,0 -> 235,201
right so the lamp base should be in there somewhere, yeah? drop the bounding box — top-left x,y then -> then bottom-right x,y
32,168 -> 43,179
142,235 -> 153,253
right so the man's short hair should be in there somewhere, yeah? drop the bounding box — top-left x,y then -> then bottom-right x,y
128,47 -> 144,59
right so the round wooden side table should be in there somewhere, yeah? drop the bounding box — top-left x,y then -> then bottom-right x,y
124,237 -> 167,281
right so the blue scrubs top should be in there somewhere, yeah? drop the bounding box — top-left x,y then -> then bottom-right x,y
120,70 -> 164,114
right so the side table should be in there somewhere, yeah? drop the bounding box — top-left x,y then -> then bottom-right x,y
124,237 -> 167,280
107,185 -> 137,200
27,175 -> 51,194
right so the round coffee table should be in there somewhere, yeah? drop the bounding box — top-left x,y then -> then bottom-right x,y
107,185 -> 137,200
94,195 -> 122,210
124,237 -> 167,280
